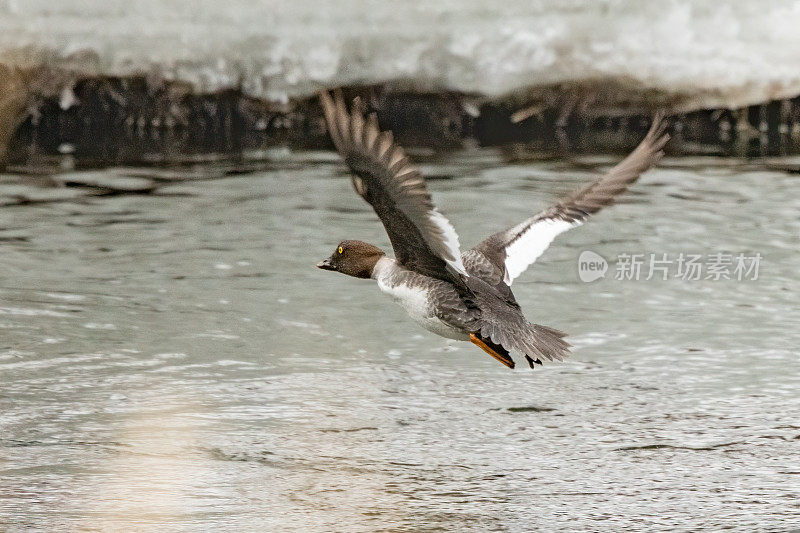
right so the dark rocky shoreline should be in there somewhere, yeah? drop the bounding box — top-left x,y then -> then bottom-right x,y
4,75 -> 800,170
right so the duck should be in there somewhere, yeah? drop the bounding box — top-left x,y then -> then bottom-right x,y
316,91 -> 669,369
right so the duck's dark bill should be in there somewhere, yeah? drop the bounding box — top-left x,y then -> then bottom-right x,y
317,258 -> 336,271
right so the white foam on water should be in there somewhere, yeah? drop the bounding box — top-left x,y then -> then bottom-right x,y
0,306 -> 69,317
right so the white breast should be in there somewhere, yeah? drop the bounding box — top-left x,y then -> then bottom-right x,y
373,262 -> 468,341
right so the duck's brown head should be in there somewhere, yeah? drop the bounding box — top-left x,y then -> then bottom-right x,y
317,240 -> 386,279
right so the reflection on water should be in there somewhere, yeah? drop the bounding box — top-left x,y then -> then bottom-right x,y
1,153 -> 799,531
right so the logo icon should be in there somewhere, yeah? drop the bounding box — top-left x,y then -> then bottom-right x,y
578,250 -> 608,282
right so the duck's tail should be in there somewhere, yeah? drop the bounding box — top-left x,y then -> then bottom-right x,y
471,309 -> 571,369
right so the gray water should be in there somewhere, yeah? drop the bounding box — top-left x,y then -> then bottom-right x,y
1,152 -> 799,531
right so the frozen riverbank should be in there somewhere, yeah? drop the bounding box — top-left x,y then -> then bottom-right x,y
3,1 -> 800,165
3,0 -> 800,108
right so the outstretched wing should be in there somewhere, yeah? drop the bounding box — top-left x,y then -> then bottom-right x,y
319,91 -> 466,281
473,116 -> 669,286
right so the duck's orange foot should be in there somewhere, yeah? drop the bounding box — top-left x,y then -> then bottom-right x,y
470,333 -> 515,369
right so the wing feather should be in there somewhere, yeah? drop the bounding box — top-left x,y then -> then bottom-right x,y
319,90 -> 467,279
474,115 -> 670,286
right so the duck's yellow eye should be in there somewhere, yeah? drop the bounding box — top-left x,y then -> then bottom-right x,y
338,246 -> 343,254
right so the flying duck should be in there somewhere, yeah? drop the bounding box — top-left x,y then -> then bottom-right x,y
317,91 -> 669,369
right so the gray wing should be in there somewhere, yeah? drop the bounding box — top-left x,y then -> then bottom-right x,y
319,91 -> 466,281
474,115 -> 670,286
